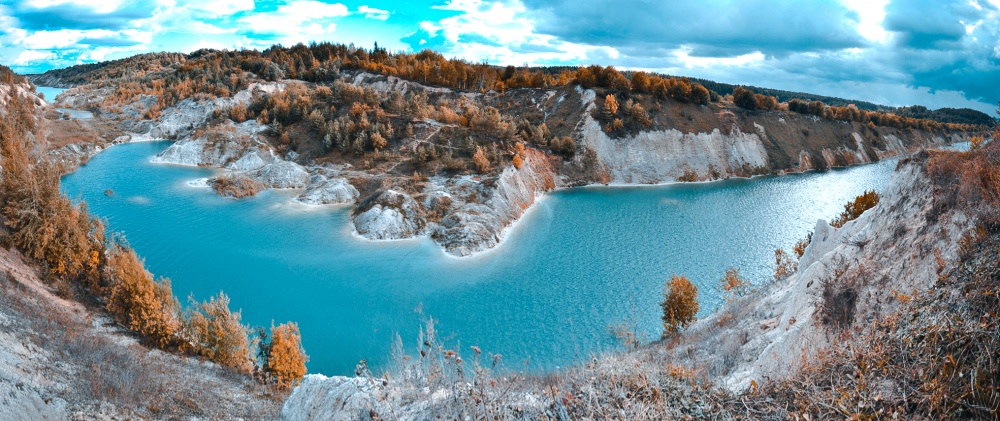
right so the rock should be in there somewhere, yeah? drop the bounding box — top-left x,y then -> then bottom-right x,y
578,110 -> 769,183
295,176 -> 359,205
433,150 -> 556,256
280,375 -> 378,421
353,190 -> 425,240
252,159 -> 310,189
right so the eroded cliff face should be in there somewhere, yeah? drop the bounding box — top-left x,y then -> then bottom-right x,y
661,157 -> 973,392
350,150 -> 556,255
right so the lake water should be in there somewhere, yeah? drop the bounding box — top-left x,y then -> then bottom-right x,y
32,86 -> 95,119
35,86 -> 65,103
61,141 -> 909,375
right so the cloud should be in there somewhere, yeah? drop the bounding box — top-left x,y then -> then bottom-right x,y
402,0 -> 604,66
184,0 -> 255,17
237,1 -> 349,46
10,1 -> 156,31
520,0 -> 865,58
13,49 -> 54,65
883,0 -> 992,49
0,0 -> 995,115
358,5 -> 389,21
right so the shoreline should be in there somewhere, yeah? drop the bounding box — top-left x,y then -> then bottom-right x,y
67,135 -> 967,259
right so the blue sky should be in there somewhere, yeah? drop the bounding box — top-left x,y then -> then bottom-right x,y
1,0 -> 998,114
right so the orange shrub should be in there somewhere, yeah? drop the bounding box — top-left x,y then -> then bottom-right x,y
472,146 -> 490,173
720,268 -> 750,301
264,322 -> 308,388
105,246 -> 181,348
661,274 -> 699,336
830,190 -> 880,228
183,292 -> 253,372
774,248 -> 798,279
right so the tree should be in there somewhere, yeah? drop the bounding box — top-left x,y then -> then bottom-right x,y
830,190 -> 880,228
630,71 -> 650,93
264,322 -> 308,388
183,292 -> 253,372
774,249 -> 797,279
603,94 -> 619,120
105,246 -> 181,348
720,268 -> 750,301
472,146 -> 490,173
661,274 -> 699,337
733,86 -> 759,110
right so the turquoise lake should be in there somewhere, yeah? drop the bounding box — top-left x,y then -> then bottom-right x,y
61,140 -> 905,376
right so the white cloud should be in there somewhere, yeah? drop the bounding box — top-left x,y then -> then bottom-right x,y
238,1 -> 349,45
24,0 -> 125,14
417,0 -> 608,66
184,40 -> 228,52
184,0 -> 254,17
20,28 -> 151,49
13,49 -> 55,64
358,5 -> 389,21
840,0 -> 890,43
78,44 -> 147,61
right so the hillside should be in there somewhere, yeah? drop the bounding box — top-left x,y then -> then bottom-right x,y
27,45 -> 984,257
0,67 -> 292,419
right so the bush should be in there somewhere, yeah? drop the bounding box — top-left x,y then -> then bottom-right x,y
603,94 -> 619,120
472,146 -> 490,173
732,86 -> 759,110
792,232 -> 812,258
183,292 -> 253,372
773,248 -> 797,279
263,322 -> 308,388
830,190 -> 879,228
105,246 -> 181,348
720,268 -> 750,301
211,174 -> 264,198
662,274 -> 699,337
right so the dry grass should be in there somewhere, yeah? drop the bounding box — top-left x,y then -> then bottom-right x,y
212,173 -> 265,198
0,264 -> 285,419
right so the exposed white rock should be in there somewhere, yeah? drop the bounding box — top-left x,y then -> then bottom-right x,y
281,375 -> 378,421
252,159 -> 310,189
578,112 -> 769,183
433,150 -> 555,256
353,190 -> 425,240
663,159 -> 974,392
295,175 -> 359,205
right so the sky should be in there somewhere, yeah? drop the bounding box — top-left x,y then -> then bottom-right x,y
0,0 -> 998,114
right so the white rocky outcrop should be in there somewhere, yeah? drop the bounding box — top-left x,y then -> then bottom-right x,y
432,150 -> 556,256
295,175 -> 359,205
663,157 -> 973,392
576,92 -> 768,183
152,120 -> 266,167
281,375 -> 378,421
353,189 -> 425,240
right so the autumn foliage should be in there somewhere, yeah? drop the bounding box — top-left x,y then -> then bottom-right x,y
720,268 -> 750,302
661,274 -> 699,337
830,190 -> 880,228
0,74 -> 307,387
184,293 -> 253,372
105,246 -> 181,348
263,322 -> 308,388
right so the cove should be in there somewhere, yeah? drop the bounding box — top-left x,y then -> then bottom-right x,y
62,141 -> 905,376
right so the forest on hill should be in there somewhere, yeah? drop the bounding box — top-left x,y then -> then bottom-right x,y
32,42 -> 995,130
